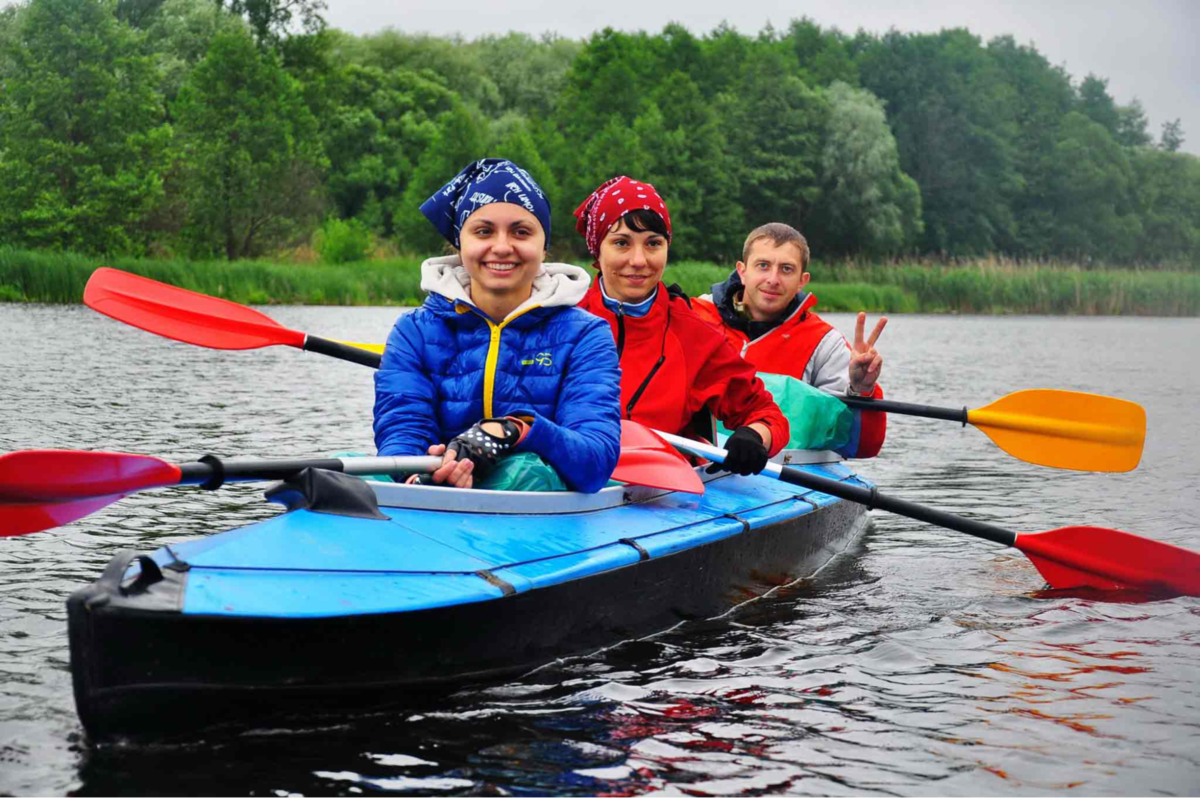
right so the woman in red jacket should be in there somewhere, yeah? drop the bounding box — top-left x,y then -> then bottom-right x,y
573,176 -> 788,475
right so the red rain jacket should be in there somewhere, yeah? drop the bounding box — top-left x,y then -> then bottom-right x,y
578,281 -> 789,457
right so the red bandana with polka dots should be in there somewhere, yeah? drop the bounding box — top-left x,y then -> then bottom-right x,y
572,176 -> 672,257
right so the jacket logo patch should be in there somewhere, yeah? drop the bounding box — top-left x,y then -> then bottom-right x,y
521,352 -> 553,367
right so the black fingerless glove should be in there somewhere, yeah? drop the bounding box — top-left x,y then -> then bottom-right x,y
446,417 -> 522,481
706,426 -> 768,476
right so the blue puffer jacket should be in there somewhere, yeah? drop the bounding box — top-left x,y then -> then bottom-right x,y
374,256 -> 622,493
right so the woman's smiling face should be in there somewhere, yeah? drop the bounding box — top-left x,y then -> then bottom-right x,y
597,217 -> 668,303
458,203 -> 545,303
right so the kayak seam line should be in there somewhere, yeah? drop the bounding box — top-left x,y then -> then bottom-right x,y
178,565 -> 502,575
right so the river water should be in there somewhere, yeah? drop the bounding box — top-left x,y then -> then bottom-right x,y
1,304 -> 1198,796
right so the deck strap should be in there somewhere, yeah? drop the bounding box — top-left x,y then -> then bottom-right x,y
619,538 -> 651,561
723,513 -> 751,534
794,494 -> 821,511
474,570 -> 516,597
163,545 -> 191,572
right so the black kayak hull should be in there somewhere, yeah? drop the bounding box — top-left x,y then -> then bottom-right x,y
69,469 -> 869,739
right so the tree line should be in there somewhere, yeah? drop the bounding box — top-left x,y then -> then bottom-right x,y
1,0 -> 1197,267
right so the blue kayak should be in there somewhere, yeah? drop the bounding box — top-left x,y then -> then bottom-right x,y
67,456 -> 871,739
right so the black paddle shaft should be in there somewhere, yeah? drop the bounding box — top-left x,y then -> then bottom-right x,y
770,463 -> 1018,548
303,335 -> 383,369
839,394 -> 969,425
177,456 -> 348,490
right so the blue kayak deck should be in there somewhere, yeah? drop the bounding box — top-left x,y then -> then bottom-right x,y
152,464 -> 865,619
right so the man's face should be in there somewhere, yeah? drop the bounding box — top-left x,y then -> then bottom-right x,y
735,239 -> 810,322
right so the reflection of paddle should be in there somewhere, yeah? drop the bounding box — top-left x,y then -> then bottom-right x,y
0,450 -> 441,537
656,429 -> 1200,598
841,389 -> 1146,472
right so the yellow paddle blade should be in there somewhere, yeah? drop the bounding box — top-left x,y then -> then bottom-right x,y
334,340 -> 385,355
968,389 -> 1146,473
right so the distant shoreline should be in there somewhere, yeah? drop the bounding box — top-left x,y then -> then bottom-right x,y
1,249 -> 1197,316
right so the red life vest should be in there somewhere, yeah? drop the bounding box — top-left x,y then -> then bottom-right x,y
692,292 -> 886,459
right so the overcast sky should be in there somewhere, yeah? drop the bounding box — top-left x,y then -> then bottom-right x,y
323,0 -> 1199,156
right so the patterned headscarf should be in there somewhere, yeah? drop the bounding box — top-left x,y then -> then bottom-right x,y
420,158 -> 551,250
572,176 -> 672,257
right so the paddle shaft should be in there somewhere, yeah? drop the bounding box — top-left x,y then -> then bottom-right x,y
657,432 -> 1017,548
176,454 -> 442,488
840,394 -> 967,424
303,335 -> 382,368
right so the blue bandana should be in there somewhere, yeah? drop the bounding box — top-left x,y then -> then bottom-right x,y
420,158 -> 551,250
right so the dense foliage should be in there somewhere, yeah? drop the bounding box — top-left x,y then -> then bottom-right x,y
0,0 -> 1197,268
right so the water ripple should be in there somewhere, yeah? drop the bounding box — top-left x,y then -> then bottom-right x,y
2,308 -> 1199,795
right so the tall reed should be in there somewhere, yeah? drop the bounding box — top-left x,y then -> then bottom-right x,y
1,248 -> 1196,315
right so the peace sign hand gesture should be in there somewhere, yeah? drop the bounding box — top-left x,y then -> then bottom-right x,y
848,312 -> 887,395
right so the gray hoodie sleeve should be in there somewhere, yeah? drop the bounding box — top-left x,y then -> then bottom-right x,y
804,328 -> 852,394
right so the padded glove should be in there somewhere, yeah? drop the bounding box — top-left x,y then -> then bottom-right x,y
445,417 -> 523,481
706,426 -> 768,476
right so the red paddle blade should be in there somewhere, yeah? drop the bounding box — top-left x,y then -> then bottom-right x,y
2,495 -> 128,537
0,451 -> 183,538
0,450 -> 182,502
614,421 -> 704,494
1016,526 -> 1200,598
84,267 -> 306,351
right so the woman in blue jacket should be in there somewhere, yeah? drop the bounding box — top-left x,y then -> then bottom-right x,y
374,158 -> 622,493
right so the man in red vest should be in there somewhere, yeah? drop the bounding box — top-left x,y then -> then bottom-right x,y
692,223 -> 887,459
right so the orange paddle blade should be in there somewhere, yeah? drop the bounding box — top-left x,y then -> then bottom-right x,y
84,267 -> 306,351
968,389 -> 1146,472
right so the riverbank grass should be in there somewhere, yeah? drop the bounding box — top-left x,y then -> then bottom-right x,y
0,247 -> 1196,315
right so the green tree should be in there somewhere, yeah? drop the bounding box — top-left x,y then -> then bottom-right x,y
855,29 -> 1020,254
173,29 -> 325,259
633,72 -> 743,261
394,105 -> 487,254
1130,148 -> 1200,265
718,48 -> 828,233
697,22 -> 751,98
1043,111 -> 1141,261
319,63 -> 456,234
554,28 -> 661,144
0,0 -> 171,255
809,82 -> 922,257
784,18 -> 858,87
347,30 -> 500,115
216,0 -> 324,46
987,34 -> 1075,255
1076,74 -> 1121,137
1115,99 -> 1152,148
1160,118 -> 1185,152
473,32 -> 581,119
115,0 -> 169,27
143,0 -> 247,105
488,118 -> 561,220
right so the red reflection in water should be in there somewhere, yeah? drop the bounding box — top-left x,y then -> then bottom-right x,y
1003,707 -> 1119,737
